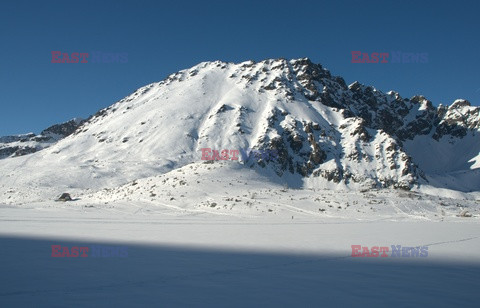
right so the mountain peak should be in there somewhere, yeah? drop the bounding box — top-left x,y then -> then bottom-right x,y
451,99 -> 471,109
1,58 -> 479,204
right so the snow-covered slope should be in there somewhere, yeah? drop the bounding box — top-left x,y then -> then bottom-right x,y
0,118 -> 84,159
0,58 -> 479,205
403,101 -> 480,192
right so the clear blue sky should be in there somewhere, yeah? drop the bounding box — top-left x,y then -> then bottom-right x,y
0,0 -> 479,135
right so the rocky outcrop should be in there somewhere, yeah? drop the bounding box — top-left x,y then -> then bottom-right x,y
0,118 -> 85,159
1,58 -> 477,191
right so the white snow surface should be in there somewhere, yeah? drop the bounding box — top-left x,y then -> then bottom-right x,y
1,163 -> 480,306
0,59 -> 420,205
1,59 -> 479,306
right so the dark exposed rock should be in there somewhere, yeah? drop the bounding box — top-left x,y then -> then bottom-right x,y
2,58 -> 477,192
0,119 -> 85,160
56,193 -> 72,202
41,119 -> 85,137
0,146 -> 20,159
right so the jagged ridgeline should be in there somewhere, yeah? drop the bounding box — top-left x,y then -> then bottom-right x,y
1,58 -> 479,192
0,118 -> 85,159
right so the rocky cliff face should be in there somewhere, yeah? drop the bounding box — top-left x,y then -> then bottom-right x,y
0,58 -> 478,192
0,118 -> 85,159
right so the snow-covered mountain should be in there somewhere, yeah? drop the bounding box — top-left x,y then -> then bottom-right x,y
1,58 -> 479,204
0,118 -> 84,159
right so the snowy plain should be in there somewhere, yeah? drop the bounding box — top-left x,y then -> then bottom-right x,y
1,58 -> 479,306
1,163 -> 480,307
